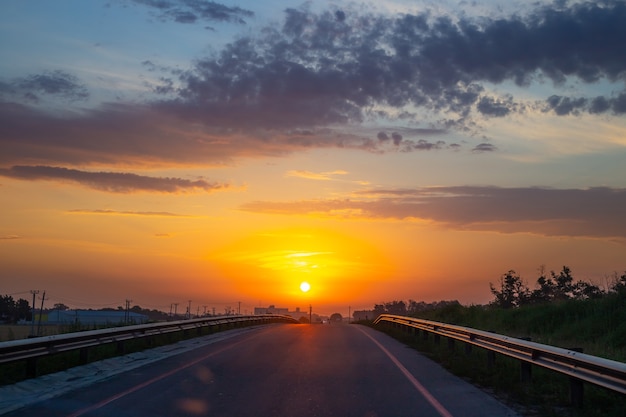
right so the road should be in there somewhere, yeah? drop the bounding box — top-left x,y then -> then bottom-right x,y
2,323 -> 519,417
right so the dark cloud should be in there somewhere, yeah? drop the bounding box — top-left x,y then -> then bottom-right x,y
239,186 -> 626,239
130,0 -> 254,25
472,143 -> 497,153
477,96 -> 515,117
0,165 -> 229,193
0,70 -> 89,103
163,0 -> 626,134
3,1 -> 626,168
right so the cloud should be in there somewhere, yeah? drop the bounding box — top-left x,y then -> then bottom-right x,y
0,70 -> 89,103
128,0 -> 254,25
0,235 -> 21,240
166,1 -> 626,132
0,165 -> 230,193
239,186 -> 626,240
68,209 -> 189,217
285,170 -> 348,181
472,143 -> 497,153
3,1 -> 626,169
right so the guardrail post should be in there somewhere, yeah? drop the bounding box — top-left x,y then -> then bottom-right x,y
26,357 -> 38,378
569,348 -> 584,407
79,347 -> 89,364
487,350 -> 496,369
447,338 -> 455,350
520,338 -> 532,383
465,335 -> 474,355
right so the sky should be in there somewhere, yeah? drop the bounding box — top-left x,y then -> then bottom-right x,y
1,0 -> 626,317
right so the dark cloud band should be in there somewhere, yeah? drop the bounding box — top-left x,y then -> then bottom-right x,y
0,165 -> 229,193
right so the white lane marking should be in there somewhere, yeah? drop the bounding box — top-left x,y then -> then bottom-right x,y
357,326 -> 454,417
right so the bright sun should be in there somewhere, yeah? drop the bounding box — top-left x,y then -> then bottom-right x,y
300,281 -> 311,292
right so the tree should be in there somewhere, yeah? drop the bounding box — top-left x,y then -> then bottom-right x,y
53,303 -> 70,311
609,271 -> 626,295
490,270 -> 529,308
384,300 -> 407,315
329,313 -> 343,322
0,295 -> 31,323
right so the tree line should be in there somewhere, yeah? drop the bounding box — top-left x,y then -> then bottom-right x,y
489,266 -> 626,309
371,299 -> 461,316
0,295 -> 32,323
369,266 -> 626,316
0,296 -> 171,324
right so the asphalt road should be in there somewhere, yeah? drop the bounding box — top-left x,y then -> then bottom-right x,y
3,324 -> 519,417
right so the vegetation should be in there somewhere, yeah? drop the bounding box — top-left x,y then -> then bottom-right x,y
368,266 -> 626,417
0,295 -> 32,323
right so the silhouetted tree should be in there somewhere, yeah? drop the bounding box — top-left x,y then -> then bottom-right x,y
609,271 -> 626,295
0,295 -> 31,323
330,313 -> 343,322
384,300 -> 407,315
490,270 -> 529,308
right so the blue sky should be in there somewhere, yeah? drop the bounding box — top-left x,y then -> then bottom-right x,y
1,0 -> 625,313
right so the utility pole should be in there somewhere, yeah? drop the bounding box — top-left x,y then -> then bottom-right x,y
187,300 -> 192,319
37,291 -> 46,336
29,290 -> 39,337
173,303 -> 179,319
309,304 -> 312,325
125,299 -> 132,324
238,301 -> 241,315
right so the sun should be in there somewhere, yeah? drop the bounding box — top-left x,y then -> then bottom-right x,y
299,281 -> 311,292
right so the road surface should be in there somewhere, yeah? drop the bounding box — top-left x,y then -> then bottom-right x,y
2,323 -> 519,417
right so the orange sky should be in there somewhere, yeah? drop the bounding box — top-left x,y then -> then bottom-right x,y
2,1 -> 626,317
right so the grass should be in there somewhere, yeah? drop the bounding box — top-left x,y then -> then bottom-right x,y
410,294 -> 626,362
369,294 -> 626,417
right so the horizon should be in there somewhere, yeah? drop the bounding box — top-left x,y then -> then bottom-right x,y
2,0 -> 625,318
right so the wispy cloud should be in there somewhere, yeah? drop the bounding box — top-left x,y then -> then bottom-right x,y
0,70 -> 89,103
0,235 -> 21,240
67,209 -> 190,217
127,0 -> 254,25
285,170 -> 348,181
240,186 -> 626,240
0,165 -> 230,193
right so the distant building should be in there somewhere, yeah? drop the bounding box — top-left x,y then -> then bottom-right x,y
352,310 -> 375,321
254,305 -> 288,315
254,305 -> 322,323
43,309 -> 148,326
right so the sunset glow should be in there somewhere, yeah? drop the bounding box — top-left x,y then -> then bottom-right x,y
1,1 -> 625,316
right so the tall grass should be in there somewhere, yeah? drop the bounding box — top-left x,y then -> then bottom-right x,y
410,293 -> 626,362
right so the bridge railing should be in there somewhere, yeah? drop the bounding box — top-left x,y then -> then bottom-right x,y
0,314 -> 298,378
374,314 -> 626,404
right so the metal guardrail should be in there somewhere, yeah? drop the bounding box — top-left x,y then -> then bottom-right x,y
374,314 -> 626,403
0,314 -> 298,376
